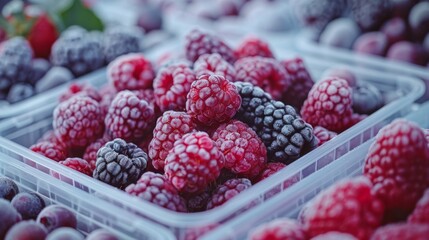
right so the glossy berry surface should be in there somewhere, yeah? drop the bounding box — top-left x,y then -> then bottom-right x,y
37,205 -> 77,233
0,177 -> 19,201
46,227 -> 84,240
0,199 -> 22,239
11,192 -> 45,220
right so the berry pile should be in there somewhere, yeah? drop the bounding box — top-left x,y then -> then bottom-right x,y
249,119 -> 429,240
0,1 -> 144,104
0,177 -> 118,239
306,0 -> 429,67
28,29 -> 387,214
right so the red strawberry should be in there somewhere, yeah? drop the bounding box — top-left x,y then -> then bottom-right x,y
299,176 -> 384,240
364,119 -> 429,222
27,14 -> 58,59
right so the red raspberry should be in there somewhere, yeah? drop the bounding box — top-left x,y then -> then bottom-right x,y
206,178 -> 251,209
249,218 -> 306,240
301,77 -> 354,133
281,57 -> 314,110
133,88 -> 161,116
59,157 -> 92,176
299,176 -> 384,240
408,189 -> 429,224
99,85 -> 118,118
186,74 -> 241,127
235,57 -> 290,100
149,111 -> 196,171
257,162 -> 285,181
83,136 -> 110,171
30,141 -> 68,162
59,83 -> 102,103
313,126 -> 337,146
194,53 -> 236,81
235,36 -> 274,59
37,130 -> 62,145
310,232 -> 358,240
53,96 -> 104,149
164,132 -> 225,194
185,29 -> 236,63
153,63 -> 196,112
125,172 -> 187,212
212,120 -> 266,179
364,119 -> 429,222
105,90 -> 155,142
371,223 -> 429,240
107,53 -> 155,91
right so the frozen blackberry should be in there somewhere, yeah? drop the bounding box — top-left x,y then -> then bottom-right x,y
254,101 -> 317,164
93,138 -> 148,189
294,0 -> 346,31
234,81 -> 272,122
51,26 -> 104,77
103,26 -> 143,63
0,37 -> 33,91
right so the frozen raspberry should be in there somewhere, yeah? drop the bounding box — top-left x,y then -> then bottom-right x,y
103,26 -> 143,63
371,223 -> 429,240
310,232 -> 358,240
186,190 -> 211,212
249,218 -> 306,240
51,26 -> 104,77
235,37 -> 274,59
235,57 -> 290,100
30,141 -> 68,162
149,111 -> 196,171
194,53 -> 236,81
153,63 -> 195,112
132,88 -> 161,116
322,67 -> 357,88
212,120 -> 267,179
59,83 -> 101,103
186,74 -> 241,127
281,57 -> 314,110
294,0 -> 346,31
350,0 -> 391,31
164,132 -> 225,194
206,178 -> 251,209
313,126 -> 337,146
0,37 -> 33,91
59,157 -> 92,176
301,77 -> 354,133
364,120 -> 429,221
105,90 -> 155,142
53,96 -> 104,149
37,130 -> 63,145
125,172 -> 187,212
94,138 -> 148,189
408,189 -> 429,224
107,53 -> 155,91
185,29 -> 236,63
83,136 -> 110,171
257,162 -> 285,181
300,176 -> 384,239
99,87 -> 118,118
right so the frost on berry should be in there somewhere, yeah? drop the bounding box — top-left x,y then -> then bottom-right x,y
164,132 -> 225,194
186,74 -> 242,127
194,53 -> 236,81
249,218 -> 306,240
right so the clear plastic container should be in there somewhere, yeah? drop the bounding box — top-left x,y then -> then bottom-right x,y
0,149 -> 175,240
201,101 -> 429,240
0,68 -> 106,120
295,31 -> 429,101
0,56 -> 424,239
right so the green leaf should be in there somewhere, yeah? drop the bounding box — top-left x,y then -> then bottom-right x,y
59,0 -> 104,32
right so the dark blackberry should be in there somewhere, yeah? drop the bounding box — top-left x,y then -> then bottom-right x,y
294,0 -> 347,32
93,138 -> 148,189
103,26 -> 143,63
233,81 -> 272,122
254,100 -> 317,164
29,58 -> 51,85
51,26 -> 104,77
0,37 -> 33,91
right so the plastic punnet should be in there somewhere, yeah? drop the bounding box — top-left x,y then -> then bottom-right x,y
0,151 -> 175,240
201,101 -> 429,240
0,55 -> 424,239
